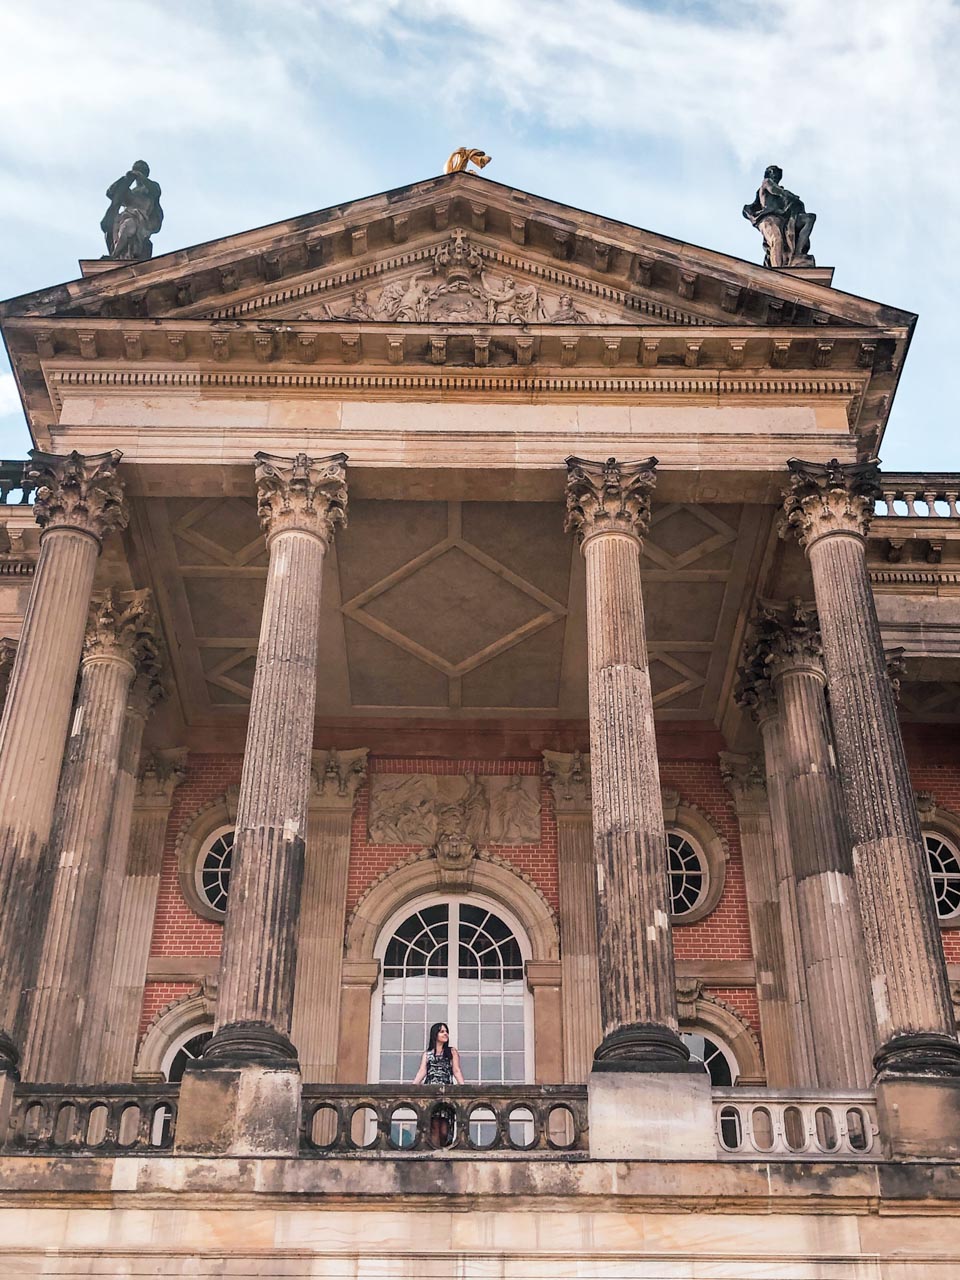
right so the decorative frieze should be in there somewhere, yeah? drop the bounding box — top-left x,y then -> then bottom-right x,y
367,772 -> 541,846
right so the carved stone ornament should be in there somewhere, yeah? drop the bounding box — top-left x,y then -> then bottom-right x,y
136,750 -> 187,807
254,450 -> 348,545
781,458 -> 881,551
444,147 -> 491,174
101,160 -> 163,262
367,771 -> 541,847
84,588 -> 160,671
431,831 -> 479,874
564,456 -> 658,546
310,747 -> 368,810
742,165 -> 816,269
0,636 -> 17,716
886,646 -> 907,705
25,448 -> 127,544
718,751 -> 767,813
300,228 -> 610,326
542,749 -> 592,814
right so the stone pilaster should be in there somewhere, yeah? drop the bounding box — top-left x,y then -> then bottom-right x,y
24,589 -> 157,1082
0,638 -> 17,716
203,451 -> 348,1068
564,456 -> 688,1071
291,747 -> 367,1083
784,458 -> 960,1078
744,602 -> 876,1087
82,745 -> 185,1083
542,749 -> 602,1083
0,449 -> 126,1076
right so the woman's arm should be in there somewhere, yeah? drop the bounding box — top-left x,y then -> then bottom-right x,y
451,1047 -> 465,1085
412,1052 -> 428,1085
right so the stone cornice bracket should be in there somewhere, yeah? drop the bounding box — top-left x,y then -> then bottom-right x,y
718,751 -> 767,815
135,749 -> 187,809
781,457 -> 881,552
310,747 -> 368,811
542,749 -> 592,814
564,455 -> 658,549
25,448 -> 127,546
83,588 -> 160,674
254,450 -> 348,547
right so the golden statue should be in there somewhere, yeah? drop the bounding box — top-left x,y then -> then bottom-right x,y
444,148 -> 491,175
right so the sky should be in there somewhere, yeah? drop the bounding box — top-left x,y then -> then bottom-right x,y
1,0 -> 958,469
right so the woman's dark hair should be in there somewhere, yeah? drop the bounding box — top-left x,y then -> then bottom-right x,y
427,1022 -> 452,1060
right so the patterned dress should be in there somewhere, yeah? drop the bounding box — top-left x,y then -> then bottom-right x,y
424,1049 -> 456,1132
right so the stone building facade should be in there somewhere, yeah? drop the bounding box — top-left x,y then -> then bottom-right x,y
0,170 -> 959,1275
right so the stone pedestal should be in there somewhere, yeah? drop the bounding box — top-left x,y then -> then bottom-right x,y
588,1070 -> 716,1160
202,451 -> 347,1071
0,450 -> 126,1075
24,590 -> 159,1082
174,1063 -> 301,1157
543,750 -> 602,1083
291,748 -> 367,1083
564,457 -> 690,1073
876,1077 -> 960,1159
784,459 -> 960,1081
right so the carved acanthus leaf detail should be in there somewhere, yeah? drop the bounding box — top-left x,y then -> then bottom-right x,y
254,451 -> 348,545
782,458 -> 881,549
564,456 -> 658,545
136,750 -> 187,807
84,589 -> 161,674
26,449 -> 127,543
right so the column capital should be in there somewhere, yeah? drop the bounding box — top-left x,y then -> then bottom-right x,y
26,449 -> 127,545
254,451 -> 348,545
719,751 -> 767,816
737,600 -> 824,719
542,749 -> 592,815
135,750 -> 187,811
564,456 -> 657,546
782,457 -> 881,551
310,747 -> 368,812
84,588 -> 160,673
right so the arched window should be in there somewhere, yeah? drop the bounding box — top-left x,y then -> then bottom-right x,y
195,826 -> 234,916
370,896 -> 532,1084
667,831 -> 708,917
925,833 -> 960,922
682,1030 -> 739,1086
161,1027 -> 214,1083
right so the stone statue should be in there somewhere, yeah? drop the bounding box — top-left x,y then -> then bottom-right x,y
101,161 -> 163,261
444,147 -> 491,174
742,165 -> 816,268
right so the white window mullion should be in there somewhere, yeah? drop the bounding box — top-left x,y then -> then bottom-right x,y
449,900 -> 460,1048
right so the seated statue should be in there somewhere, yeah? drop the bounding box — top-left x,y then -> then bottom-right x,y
101,161 -> 163,261
742,165 -> 816,268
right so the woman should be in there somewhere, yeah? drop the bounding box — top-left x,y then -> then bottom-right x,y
413,1022 -> 464,1147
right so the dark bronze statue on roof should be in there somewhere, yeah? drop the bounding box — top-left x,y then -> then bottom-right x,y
743,165 -> 816,268
101,161 -> 163,261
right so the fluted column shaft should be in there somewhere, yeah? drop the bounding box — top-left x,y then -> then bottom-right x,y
0,449 -> 125,1074
24,590 -> 157,1082
785,460 -> 960,1078
565,457 -> 688,1071
206,452 -> 348,1066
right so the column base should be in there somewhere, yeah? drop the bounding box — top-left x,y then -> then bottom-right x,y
592,1022 -> 699,1073
201,1020 -> 299,1069
588,1069 -> 716,1159
877,1077 -> 960,1159
873,1031 -> 960,1081
174,1062 -> 302,1156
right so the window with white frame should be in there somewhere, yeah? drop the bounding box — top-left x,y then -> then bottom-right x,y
682,1030 -> 738,1086
667,830 -> 708,918
195,826 -> 234,915
161,1026 -> 214,1082
925,832 -> 960,921
371,896 -> 532,1085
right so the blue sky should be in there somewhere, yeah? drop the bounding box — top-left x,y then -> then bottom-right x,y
1,0 -> 958,469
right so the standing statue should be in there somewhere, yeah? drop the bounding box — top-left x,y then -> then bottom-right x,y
101,161 -> 163,261
742,165 -> 816,268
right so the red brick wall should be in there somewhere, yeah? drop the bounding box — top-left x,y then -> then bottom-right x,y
138,982 -> 197,1038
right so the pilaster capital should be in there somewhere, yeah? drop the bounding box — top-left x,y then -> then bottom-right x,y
886,646 -> 907,706
737,600 -> 824,718
135,750 -> 187,810
719,751 -> 767,816
84,589 -> 161,678
781,457 -> 881,550
310,747 -> 369,812
26,448 -> 127,545
254,451 -> 348,546
542,749 -> 592,815
564,456 -> 657,547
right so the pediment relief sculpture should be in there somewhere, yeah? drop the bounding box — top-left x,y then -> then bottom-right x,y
295,228 -> 611,326
368,771 -> 541,847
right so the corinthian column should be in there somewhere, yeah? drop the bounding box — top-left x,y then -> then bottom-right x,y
203,451 -> 348,1067
564,456 -> 688,1071
24,589 -> 158,1082
783,459 -> 960,1079
744,602 -> 875,1087
542,750 -> 602,1083
0,450 -> 126,1076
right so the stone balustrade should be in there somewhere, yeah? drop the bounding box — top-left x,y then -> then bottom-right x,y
0,459 -> 34,505
4,1083 -> 179,1153
714,1089 -> 878,1159
300,1084 -> 589,1156
874,472 -> 960,519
